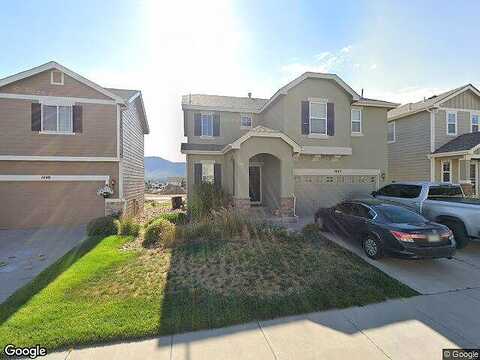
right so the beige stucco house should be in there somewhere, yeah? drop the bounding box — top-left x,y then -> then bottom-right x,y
0,61 -> 149,229
388,84 -> 480,196
181,72 -> 398,217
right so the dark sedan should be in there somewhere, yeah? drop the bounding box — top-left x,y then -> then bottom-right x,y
314,199 -> 456,260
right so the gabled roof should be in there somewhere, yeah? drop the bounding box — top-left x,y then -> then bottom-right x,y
0,61 -> 126,103
182,94 -> 267,112
260,72 -> 361,112
108,88 -> 149,134
181,72 -> 397,113
388,84 -> 480,121
433,132 -> 480,154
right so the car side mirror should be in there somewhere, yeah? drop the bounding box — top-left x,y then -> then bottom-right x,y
371,191 -> 378,197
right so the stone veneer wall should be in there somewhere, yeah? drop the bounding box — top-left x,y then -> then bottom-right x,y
280,197 -> 295,217
460,183 -> 474,196
105,199 -> 126,217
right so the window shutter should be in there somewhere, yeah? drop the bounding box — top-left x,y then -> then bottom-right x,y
73,105 -> 83,133
213,113 -> 220,136
214,163 -> 222,189
194,163 -> 202,185
301,101 -> 309,134
194,113 -> 201,136
31,103 -> 41,131
327,102 -> 335,136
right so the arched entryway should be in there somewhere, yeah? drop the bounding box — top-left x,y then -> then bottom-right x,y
249,153 -> 281,211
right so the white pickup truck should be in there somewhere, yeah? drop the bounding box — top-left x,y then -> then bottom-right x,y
372,182 -> 480,248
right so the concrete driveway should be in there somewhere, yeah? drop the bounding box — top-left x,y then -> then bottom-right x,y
0,225 -> 87,303
323,231 -> 480,295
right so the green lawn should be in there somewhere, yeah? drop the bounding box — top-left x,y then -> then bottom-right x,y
0,230 -> 417,353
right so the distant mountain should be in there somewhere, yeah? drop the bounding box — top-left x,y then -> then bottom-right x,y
144,156 -> 186,181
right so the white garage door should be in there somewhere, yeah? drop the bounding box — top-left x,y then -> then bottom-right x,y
294,171 -> 379,217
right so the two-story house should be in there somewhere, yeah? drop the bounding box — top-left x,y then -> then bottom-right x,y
388,84 -> 480,196
181,72 -> 398,217
0,62 -> 149,229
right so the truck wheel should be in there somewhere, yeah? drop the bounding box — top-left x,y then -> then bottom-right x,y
442,220 -> 470,249
363,234 -> 384,260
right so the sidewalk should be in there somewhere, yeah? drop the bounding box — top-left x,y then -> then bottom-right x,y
47,288 -> 480,360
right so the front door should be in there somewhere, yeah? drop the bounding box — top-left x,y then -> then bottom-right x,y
249,166 -> 261,204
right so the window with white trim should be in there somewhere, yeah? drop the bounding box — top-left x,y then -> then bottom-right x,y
351,108 -> 362,134
442,161 -> 451,183
447,111 -> 457,135
202,163 -> 214,183
240,115 -> 252,128
310,101 -> 327,135
50,70 -> 64,85
387,121 -> 395,142
201,114 -> 213,136
472,114 -> 479,132
42,105 -> 73,133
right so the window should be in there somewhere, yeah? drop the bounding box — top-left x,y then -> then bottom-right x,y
240,115 -> 252,128
387,121 -> 395,143
377,204 -> 426,224
350,204 -> 375,219
351,108 -> 362,134
376,184 -> 421,198
310,101 -> 327,135
50,70 -> 64,85
472,114 -> 479,132
202,163 -> 214,183
470,163 -> 477,196
447,112 -> 457,135
201,114 -> 213,136
42,105 -> 73,133
428,185 -> 463,198
442,160 -> 452,183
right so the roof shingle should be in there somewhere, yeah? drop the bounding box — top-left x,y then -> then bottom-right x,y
182,94 -> 267,112
433,132 -> 480,154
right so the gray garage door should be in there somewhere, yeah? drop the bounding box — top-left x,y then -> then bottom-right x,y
294,174 -> 379,217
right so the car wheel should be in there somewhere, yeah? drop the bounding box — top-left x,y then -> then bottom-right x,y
363,234 -> 384,260
442,220 -> 469,249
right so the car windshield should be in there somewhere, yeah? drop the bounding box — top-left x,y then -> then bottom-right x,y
375,204 -> 426,224
428,185 -> 463,198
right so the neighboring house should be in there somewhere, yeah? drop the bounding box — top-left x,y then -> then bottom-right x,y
387,84 -> 480,196
0,62 -> 149,229
167,176 -> 186,187
181,72 -> 398,217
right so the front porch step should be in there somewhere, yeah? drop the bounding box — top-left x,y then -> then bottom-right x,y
244,206 -> 298,224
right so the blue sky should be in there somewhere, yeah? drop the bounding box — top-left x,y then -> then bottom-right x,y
1,0 -> 479,161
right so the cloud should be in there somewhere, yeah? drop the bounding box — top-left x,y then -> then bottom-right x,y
86,0 -> 255,162
369,64 -> 377,70
281,45 -> 354,81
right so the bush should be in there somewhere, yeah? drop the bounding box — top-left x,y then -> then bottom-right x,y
118,217 -> 141,237
302,223 -> 322,240
86,216 -> 119,237
143,219 -> 176,248
158,212 -> 187,225
189,182 -> 230,220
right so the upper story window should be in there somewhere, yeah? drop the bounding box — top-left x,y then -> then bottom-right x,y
201,113 -> 213,136
447,111 -> 457,135
351,108 -> 362,135
50,70 -> 64,85
472,113 -> 479,132
42,105 -> 73,133
310,101 -> 327,135
387,121 -> 395,143
240,115 -> 252,129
